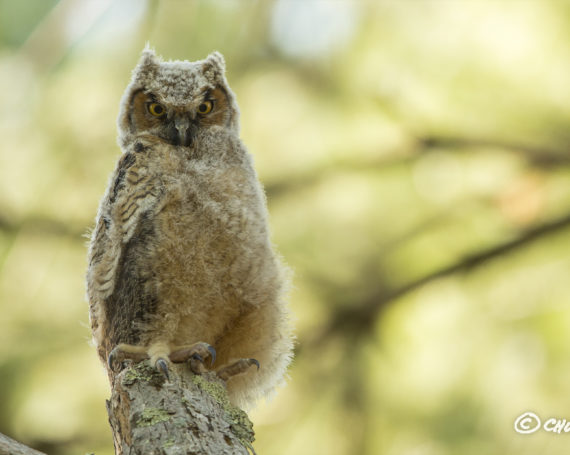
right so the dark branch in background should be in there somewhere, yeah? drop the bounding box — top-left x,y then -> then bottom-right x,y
0,136 -> 564,240
265,135 -> 570,198
305,210 -> 570,350
418,135 -> 570,168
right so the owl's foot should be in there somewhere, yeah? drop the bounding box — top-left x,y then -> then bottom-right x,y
108,344 -> 170,379
107,344 -> 176,381
108,344 -> 149,371
216,358 -> 260,381
169,342 -> 217,374
108,342 -> 216,379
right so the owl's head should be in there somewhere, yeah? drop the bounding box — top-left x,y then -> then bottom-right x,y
117,46 -> 240,148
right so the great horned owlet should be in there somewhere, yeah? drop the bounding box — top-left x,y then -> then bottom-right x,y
86,47 -> 294,409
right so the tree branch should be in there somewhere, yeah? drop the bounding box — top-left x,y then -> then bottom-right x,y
264,135 -> 568,198
306,210 -> 570,349
417,135 -> 570,168
0,433 -> 47,455
106,362 -> 255,455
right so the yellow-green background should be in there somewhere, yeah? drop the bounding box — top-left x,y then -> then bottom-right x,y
1,1 -> 570,454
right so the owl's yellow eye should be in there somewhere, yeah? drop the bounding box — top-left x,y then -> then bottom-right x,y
197,100 -> 213,115
148,102 -> 166,117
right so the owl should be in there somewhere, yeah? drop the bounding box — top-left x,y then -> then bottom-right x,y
86,47 -> 293,409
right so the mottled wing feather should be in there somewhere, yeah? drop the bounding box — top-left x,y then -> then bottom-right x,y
87,148 -> 162,360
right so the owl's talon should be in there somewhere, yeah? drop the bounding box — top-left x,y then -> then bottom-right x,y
216,358 -> 261,381
108,345 -> 134,372
207,345 -> 217,366
249,358 -> 260,371
108,347 -> 120,371
169,342 -> 216,366
107,344 -> 150,373
155,358 -> 170,380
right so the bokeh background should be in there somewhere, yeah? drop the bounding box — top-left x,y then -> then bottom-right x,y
1,1 -> 570,454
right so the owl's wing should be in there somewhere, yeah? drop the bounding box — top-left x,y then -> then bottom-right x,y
87,149 -> 162,358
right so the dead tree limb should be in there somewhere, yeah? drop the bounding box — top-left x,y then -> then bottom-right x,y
0,433 -> 47,455
106,362 -> 255,455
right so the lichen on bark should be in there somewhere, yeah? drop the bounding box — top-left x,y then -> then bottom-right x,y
106,361 -> 255,455
191,374 -> 255,450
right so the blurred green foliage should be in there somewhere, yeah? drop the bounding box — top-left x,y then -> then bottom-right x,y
1,1 -> 570,454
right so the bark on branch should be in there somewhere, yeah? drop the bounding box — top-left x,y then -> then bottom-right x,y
106,362 -> 256,455
0,433 -> 46,455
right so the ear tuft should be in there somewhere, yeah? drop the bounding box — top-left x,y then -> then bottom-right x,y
202,51 -> 226,74
138,44 -> 161,69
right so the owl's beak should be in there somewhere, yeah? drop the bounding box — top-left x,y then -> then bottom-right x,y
174,116 -> 194,147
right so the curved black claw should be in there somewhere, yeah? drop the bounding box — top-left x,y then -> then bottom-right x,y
207,345 -> 217,366
249,358 -> 260,371
156,358 -> 170,381
108,346 -> 121,372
